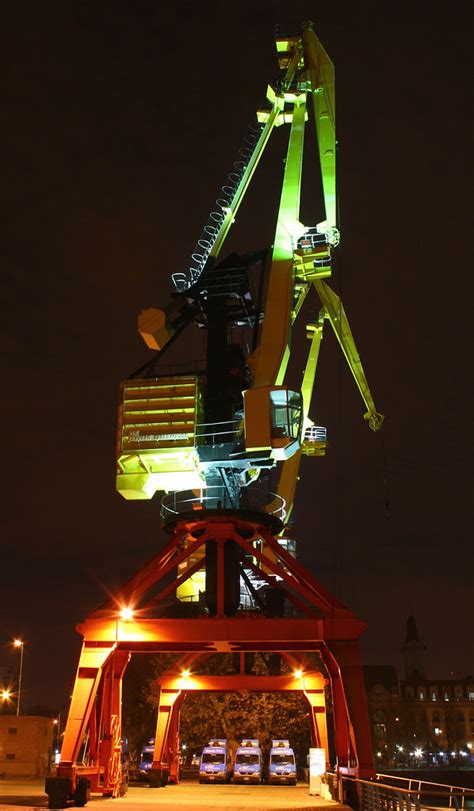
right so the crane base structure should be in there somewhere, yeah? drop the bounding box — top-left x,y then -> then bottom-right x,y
45,507 -> 374,807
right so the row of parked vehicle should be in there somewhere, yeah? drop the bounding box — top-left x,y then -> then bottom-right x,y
199,738 -> 296,785
199,738 -> 296,786
138,737 -> 297,785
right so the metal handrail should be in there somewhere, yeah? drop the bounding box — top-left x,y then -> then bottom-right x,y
326,772 -> 474,810
195,419 -> 242,443
161,487 -> 286,522
377,772 -> 474,809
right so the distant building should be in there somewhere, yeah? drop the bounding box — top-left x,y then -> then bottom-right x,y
364,616 -> 474,767
0,716 -> 54,777
0,665 -> 12,682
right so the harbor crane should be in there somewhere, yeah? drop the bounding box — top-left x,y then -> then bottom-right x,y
46,21 -> 383,808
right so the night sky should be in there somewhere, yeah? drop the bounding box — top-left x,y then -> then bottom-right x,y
2,1 -> 472,711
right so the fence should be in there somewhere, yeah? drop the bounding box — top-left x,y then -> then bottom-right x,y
325,772 -> 474,810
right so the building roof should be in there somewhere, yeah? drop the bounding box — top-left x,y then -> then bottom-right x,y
363,665 -> 399,692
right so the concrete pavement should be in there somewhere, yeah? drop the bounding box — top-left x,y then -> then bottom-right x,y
0,779 -> 352,810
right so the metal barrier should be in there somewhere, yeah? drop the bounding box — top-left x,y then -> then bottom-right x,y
377,773 -> 474,810
325,772 -> 474,810
195,419 -> 242,445
161,487 -> 286,522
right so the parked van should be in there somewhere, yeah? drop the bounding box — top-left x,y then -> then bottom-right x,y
268,739 -> 297,784
199,739 -> 232,783
233,739 -> 262,783
138,738 -> 155,781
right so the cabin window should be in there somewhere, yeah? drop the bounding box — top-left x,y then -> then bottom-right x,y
270,390 -> 302,440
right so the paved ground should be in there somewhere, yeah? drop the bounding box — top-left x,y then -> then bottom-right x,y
0,779 -> 351,811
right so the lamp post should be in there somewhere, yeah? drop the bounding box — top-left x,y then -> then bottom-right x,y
54,714 -> 61,750
13,640 -> 24,717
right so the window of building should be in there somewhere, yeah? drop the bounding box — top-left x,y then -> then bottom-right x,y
8,728 -> 17,734
373,710 -> 387,744
454,685 -> 464,701
417,687 -> 425,701
6,754 -> 15,760
406,686 -> 414,699
430,686 -> 438,701
455,713 -> 465,737
443,687 -> 450,701
468,687 -> 474,701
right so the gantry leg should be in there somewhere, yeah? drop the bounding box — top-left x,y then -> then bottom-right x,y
329,640 -> 375,779
304,687 -> 330,769
167,698 -> 183,783
330,666 -> 355,772
149,689 -> 182,787
45,643 -> 116,808
98,650 -> 130,797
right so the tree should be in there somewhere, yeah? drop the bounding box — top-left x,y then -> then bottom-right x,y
137,652 -> 313,765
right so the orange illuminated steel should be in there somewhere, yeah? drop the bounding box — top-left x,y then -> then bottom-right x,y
52,510 -> 374,802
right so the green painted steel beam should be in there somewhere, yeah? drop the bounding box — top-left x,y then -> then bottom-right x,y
303,22 -> 337,233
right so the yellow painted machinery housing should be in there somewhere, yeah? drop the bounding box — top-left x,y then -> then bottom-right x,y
116,376 -> 204,499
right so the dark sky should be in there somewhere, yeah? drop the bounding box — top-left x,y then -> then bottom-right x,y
2,1 -> 472,710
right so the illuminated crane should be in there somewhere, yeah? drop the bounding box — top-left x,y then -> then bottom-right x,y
46,22 -> 383,808
116,26 -> 382,516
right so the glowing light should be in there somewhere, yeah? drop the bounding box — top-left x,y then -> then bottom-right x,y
396,745 -> 403,752
294,669 -> 303,679
1,690 -> 11,701
13,639 -> 23,648
181,670 -> 190,678
467,743 -> 472,749
414,748 -> 423,758
395,717 -> 399,722
119,607 -> 134,621
376,751 -> 382,757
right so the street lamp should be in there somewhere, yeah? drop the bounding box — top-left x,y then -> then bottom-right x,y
13,639 -> 24,716
53,716 -> 61,750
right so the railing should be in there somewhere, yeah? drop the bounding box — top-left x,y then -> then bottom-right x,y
303,425 -> 327,442
377,773 -> 474,809
326,772 -> 474,810
161,487 -> 286,522
195,419 -> 242,445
